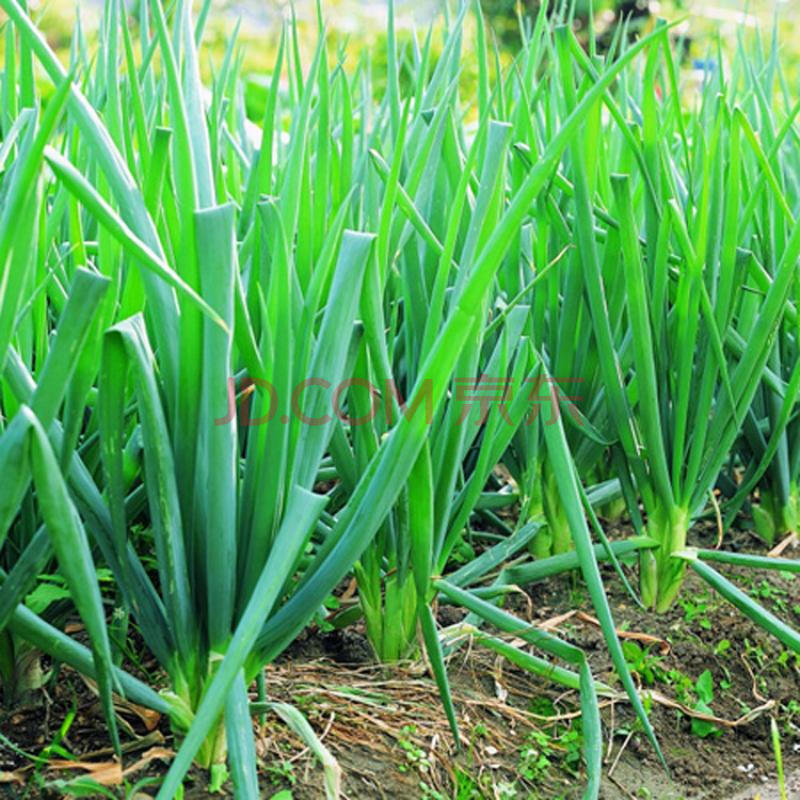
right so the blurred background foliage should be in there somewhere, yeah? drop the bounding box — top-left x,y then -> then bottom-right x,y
3,0 -> 799,137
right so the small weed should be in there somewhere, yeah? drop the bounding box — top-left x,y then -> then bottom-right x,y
623,641 -> 666,686
265,760 -> 297,787
690,670 -> 722,739
518,729 -> 554,782
678,592 -> 714,630
397,725 -> 432,775
750,580 -> 790,614
453,769 -> 482,800
713,638 -> 731,656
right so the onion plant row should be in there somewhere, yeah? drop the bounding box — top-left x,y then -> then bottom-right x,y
0,0 -> 799,797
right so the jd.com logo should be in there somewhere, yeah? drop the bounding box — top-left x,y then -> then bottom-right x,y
214,376 -> 583,428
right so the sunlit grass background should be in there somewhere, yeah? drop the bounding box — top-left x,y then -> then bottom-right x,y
11,0 -> 800,83
5,0 -> 800,186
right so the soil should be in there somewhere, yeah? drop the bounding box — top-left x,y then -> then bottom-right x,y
1,521 -> 799,799
526,543 -> 800,800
